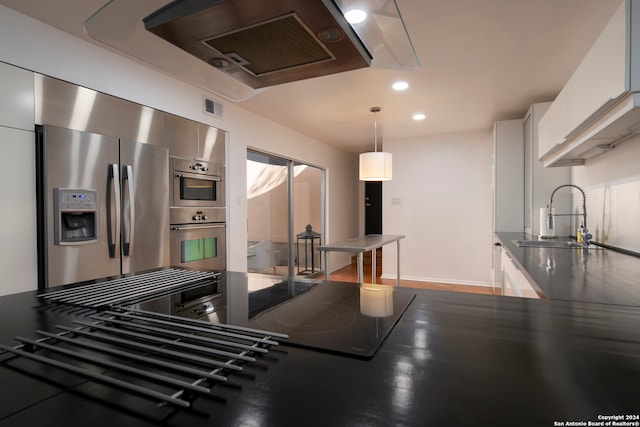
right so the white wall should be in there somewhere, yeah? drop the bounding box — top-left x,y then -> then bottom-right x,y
0,5 -> 359,293
383,131 -> 493,286
572,136 -> 640,253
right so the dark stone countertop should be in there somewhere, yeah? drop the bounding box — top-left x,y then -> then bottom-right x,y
1,272 -> 639,426
496,232 -> 640,307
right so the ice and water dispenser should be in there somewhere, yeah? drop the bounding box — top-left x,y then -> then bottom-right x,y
53,188 -> 98,245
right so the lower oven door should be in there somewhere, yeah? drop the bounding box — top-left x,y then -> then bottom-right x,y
170,223 -> 226,270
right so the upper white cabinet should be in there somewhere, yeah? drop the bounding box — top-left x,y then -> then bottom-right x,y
492,119 -> 524,233
0,62 -> 34,130
539,0 -> 640,166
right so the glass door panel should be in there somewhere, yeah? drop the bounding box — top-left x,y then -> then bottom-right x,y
247,151 -> 324,278
247,151 -> 288,276
293,163 -> 323,277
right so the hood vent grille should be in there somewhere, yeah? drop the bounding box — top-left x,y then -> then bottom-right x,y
143,0 -> 372,88
204,14 -> 335,76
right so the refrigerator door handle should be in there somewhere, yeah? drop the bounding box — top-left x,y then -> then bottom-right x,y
107,164 -> 121,258
122,165 -> 135,256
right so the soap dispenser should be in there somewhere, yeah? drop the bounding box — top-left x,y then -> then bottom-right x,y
576,225 -> 583,243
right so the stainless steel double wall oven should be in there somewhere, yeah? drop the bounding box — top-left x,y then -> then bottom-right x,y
167,119 -> 227,272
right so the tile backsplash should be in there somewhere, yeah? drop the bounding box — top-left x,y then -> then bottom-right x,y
572,136 -> 640,254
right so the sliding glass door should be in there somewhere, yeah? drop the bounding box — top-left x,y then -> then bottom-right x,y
247,150 -> 324,278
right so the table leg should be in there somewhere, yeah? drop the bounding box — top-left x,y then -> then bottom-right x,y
371,248 -> 376,284
357,252 -> 363,284
396,240 -> 401,287
323,253 -> 329,283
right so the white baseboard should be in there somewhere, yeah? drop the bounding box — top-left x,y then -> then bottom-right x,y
379,273 -> 494,288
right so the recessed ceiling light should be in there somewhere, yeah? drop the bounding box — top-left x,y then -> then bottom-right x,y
344,9 -> 367,24
392,81 -> 409,91
413,113 -> 426,121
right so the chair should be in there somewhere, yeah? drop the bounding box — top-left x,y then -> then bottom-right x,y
247,239 -> 277,274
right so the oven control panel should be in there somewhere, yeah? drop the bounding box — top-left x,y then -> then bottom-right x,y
174,291 -> 225,320
170,206 -> 225,224
192,213 -> 208,221
190,301 -> 217,318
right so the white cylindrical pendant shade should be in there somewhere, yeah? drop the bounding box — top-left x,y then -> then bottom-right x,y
359,151 -> 392,181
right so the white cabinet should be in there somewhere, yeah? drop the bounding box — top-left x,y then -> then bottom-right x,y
0,63 -> 37,296
492,119 -> 524,289
0,62 -> 34,130
500,248 -> 540,299
492,119 -> 524,233
539,0 -> 640,166
524,103 -> 570,238
0,126 -> 37,296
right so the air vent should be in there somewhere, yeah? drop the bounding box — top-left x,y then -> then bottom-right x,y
204,96 -> 223,118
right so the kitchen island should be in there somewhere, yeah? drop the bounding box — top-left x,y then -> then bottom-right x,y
0,271 -> 639,426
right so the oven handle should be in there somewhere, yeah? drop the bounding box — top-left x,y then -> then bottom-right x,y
171,224 -> 226,231
174,172 -> 222,181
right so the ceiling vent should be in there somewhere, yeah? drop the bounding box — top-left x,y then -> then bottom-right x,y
143,0 -> 372,88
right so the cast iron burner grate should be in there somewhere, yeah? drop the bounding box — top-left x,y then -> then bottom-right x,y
0,308 -> 288,408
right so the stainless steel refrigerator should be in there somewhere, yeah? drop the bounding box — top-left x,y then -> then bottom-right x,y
37,125 -> 170,288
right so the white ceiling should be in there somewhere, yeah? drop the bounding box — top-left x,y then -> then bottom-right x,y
0,0 -> 623,154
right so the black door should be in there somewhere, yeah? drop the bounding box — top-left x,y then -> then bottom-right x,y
365,181 -> 382,235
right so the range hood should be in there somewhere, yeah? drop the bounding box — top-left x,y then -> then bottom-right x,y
143,0 -> 373,88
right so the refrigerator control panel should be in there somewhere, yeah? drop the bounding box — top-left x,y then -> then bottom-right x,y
55,188 -> 97,210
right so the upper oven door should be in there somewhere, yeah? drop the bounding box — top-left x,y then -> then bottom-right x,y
171,158 -> 225,208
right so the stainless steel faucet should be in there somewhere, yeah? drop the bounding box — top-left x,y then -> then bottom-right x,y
547,184 -> 592,246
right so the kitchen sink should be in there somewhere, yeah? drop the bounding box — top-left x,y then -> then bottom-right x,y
511,239 -> 601,249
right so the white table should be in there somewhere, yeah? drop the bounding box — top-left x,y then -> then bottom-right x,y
318,234 -> 404,286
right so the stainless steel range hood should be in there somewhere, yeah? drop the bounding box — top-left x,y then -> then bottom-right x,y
143,0 -> 373,88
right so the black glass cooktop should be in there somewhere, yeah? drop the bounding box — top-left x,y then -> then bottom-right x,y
134,273 -> 415,359
246,282 -> 416,359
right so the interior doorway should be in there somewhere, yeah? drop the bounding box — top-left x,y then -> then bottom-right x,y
365,181 -> 382,235
364,181 -> 383,279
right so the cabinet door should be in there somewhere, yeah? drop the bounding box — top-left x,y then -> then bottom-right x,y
0,63 -> 34,130
538,2 -> 630,162
501,249 -> 540,299
165,114 -> 199,159
197,123 -> 226,162
493,120 -> 524,232
0,127 -> 37,295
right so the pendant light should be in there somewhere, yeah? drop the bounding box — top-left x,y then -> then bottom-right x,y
359,107 -> 392,181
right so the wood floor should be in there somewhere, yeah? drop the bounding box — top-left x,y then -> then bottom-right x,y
322,251 -> 499,296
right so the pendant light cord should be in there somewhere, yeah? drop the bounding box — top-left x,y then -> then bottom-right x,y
371,106 -> 381,153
